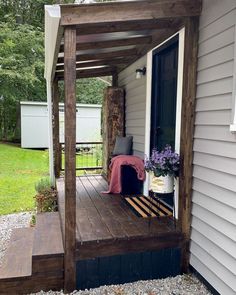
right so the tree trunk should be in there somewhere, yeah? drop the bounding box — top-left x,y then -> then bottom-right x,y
102,87 -> 125,180
13,102 -> 21,142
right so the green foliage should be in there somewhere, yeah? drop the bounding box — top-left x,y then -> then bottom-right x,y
0,0 -> 109,141
35,177 -> 57,213
77,78 -> 108,104
59,78 -> 108,104
0,20 -> 45,140
35,177 -> 51,193
0,0 -> 76,140
0,0 -> 74,29
0,22 -> 45,99
94,145 -> 103,166
30,214 -> 36,226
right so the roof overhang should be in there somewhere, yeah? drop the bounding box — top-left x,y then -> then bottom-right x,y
44,0 -> 202,82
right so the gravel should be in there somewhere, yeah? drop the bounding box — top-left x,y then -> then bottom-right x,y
30,274 -> 212,295
0,212 -> 32,266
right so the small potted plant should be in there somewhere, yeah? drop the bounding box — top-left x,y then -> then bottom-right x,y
145,145 -> 180,194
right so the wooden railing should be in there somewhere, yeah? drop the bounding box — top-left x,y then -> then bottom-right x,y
60,141 -> 103,172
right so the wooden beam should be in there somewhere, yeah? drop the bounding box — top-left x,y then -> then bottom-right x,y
119,27 -> 180,73
76,233 -> 184,260
52,79 -> 61,178
57,48 -> 137,64
60,0 -> 202,26
75,67 -> 115,79
63,26 -> 77,293
178,17 -> 199,273
51,27 -> 64,82
56,57 -> 133,71
60,35 -> 152,53
76,18 -> 180,35
56,66 -> 115,80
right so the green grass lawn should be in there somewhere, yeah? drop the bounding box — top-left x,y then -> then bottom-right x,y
62,152 -> 102,170
0,143 -> 49,215
0,143 -> 103,215
61,147 -> 103,176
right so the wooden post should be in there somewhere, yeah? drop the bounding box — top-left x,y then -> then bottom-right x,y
64,26 -> 77,293
52,78 -> 61,178
178,17 -> 199,273
102,87 -> 125,179
112,72 -> 118,87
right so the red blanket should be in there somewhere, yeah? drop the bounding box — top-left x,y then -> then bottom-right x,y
103,155 -> 145,194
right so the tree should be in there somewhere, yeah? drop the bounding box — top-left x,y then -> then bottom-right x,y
0,0 -> 75,140
58,78 -> 110,105
76,78 -> 110,104
0,0 -> 73,29
0,0 -> 110,141
0,20 -> 45,140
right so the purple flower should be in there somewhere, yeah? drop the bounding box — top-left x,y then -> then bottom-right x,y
144,145 -> 180,177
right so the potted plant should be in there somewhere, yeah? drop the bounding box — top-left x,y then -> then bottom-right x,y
144,145 -> 180,194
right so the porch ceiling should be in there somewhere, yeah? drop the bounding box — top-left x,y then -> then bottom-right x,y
52,0 -> 202,81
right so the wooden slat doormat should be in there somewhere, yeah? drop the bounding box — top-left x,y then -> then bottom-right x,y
124,195 -> 173,218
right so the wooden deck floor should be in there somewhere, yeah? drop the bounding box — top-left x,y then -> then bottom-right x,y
56,175 -> 184,260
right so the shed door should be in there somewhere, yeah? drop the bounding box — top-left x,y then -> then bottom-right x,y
150,37 -> 179,152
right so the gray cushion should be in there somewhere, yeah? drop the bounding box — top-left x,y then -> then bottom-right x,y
112,136 -> 133,156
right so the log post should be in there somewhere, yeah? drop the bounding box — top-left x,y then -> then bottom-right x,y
178,17 -> 199,273
52,78 -> 61,178
64,26 -> 77,292
102,87 -> 125,179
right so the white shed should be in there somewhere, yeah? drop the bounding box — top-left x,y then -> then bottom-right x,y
20,101 -> 102,148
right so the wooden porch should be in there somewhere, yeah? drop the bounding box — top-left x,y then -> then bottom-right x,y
56,175 -> 184,290
46,0 -> 201,288
57,175 -> 184,261
0,1 -> 202,294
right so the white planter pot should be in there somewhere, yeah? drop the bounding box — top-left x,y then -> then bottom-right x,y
149,173 -> 174,194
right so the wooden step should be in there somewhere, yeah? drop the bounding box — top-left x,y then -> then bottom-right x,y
0,213 -> 64,294
32,212 -> 64,276
33,212 -> 64,258
0,227 -> 34,280
0,275 -> 64,295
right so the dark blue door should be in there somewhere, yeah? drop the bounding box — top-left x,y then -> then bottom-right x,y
150,37 -> 179,152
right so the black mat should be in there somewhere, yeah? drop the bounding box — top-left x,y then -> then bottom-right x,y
124,195 -> 173,218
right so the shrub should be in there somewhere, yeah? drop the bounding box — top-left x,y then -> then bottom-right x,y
35,177 -> 51,193
35,178 -> 57,213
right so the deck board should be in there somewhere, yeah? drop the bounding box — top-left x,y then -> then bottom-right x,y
56,175 -> 184,260
0,228 -> 34,279
33,212 -> 64,258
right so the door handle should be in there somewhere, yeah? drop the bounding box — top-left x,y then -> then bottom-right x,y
155,126 -> 161,134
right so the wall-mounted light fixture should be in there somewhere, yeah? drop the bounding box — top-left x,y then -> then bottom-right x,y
135,67 -> 146,79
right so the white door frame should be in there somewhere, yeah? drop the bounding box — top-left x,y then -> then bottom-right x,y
143,28 -> 185,219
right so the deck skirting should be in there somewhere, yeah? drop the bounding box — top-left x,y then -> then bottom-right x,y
77,248 -> 181,290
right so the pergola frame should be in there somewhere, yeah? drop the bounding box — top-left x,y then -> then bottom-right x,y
45,0 -> 202,292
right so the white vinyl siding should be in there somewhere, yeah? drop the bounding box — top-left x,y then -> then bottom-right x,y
190,1 -> 236,294
118,56 -> 147,158
118,1 -> 236,294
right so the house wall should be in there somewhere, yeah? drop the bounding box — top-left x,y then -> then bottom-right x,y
118,56 -> 147,158
190,1 -> 236,294
118,1 -> 236,294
